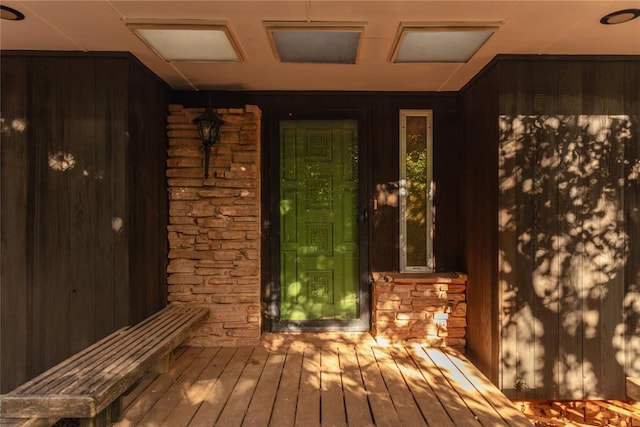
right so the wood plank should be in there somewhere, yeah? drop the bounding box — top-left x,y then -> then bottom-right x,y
161,347 -> 233,426
407,346 -> 479,425
372,347 -> 426,426
126,58 -> 169,322
423,348 -> 506,426
595,69 -> 627,399
388,347 -> 454,426
356,345 -> 401,427
0,55 -> 30,394
556,71 -> 583,400
47,311 -> 175,393
339,345 -> 374,427
119,372 -> 159,412
0,417 -> 60,427
215,347 -> 269,427
243,351 -> 287,427
137,347 -> 219,425
2,307 -> 208,419
7,306 -> 203,398
189,347 -> 254,427
0,395 -> 96,420
0,329 -> 130,417
294,344 -> 321,427
107,338 -> 536,427
461,62 -> 501,385
67,57 -> 99,360
442,348 -> 533,426
623,61 -> 640,395
269,347 -> 303,427
512,62 -> 539,402
8,328 -> 129,394
30,57 -> 73,382
532,62 -> 561,400
46,306 -> 205,400
497,102 -> 518,398
320,345 -> 347,427
113,347 -> 202,427
93,57 -> 120,336
87,308 -> 209,413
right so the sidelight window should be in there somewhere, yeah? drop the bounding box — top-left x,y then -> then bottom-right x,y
399,109 -> 434,272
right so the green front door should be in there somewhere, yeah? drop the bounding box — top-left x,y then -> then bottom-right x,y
279,120 -> 359,321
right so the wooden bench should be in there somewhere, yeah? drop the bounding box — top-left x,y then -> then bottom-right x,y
627,377 -> 640,401
0,305 -> 208,427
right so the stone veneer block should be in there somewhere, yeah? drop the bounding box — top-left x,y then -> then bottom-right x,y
371,272 -> 468,350
166,105 -> 261,346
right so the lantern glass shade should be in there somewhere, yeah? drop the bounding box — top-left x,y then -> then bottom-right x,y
193,106 -> 224,178
194,106 -> 224,148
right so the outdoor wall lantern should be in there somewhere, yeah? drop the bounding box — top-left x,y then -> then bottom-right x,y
193,104 -> 224,179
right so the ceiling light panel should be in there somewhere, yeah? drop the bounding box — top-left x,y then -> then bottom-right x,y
128,22 -> 242,62
391,23 -> 500,63
266,22 -> 364,64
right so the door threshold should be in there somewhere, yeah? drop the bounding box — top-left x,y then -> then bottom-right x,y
260,331 -> 378,350
270,318 -> 369,333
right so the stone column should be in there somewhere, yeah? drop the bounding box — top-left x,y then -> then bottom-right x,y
166,104 -> 262,346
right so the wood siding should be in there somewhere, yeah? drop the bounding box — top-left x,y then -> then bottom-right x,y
0,53 -> 169,392
128,61 -> 171,323
463,56 -> 640,400
461,63 -> 501,383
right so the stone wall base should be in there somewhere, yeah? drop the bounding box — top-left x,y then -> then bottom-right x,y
371,272 -> 467,350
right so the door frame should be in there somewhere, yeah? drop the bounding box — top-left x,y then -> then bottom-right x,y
262,109 -> 371,332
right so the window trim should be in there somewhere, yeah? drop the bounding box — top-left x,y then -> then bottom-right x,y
399,109 -> 434,272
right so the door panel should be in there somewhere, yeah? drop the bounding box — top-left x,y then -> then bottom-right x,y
280,120 -> 359,321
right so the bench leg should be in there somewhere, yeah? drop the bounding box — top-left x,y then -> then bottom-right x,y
78,397 -> 121,427
153,351 -> 175,374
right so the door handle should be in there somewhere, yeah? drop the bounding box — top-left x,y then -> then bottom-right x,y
358,208 -> 369,225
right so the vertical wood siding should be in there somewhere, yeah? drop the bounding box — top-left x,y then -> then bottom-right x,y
460,63 -> 501,383
463,56 -> 640,400
128,61 -> 171,324
0,54 -> 169,392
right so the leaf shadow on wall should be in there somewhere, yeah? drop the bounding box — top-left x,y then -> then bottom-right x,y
498,114 -> 640,399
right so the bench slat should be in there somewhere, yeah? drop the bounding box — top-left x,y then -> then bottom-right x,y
59,306 -> 199,395
14,307 -> 186,396
10,306 -> 192,395
9,328 -> 130,395
0,305 -> 208,419
84,308 -> 207,400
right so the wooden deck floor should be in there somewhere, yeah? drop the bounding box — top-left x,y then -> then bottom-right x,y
114,334 -> 532,426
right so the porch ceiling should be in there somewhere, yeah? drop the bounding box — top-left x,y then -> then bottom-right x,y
1,1 -> 639,92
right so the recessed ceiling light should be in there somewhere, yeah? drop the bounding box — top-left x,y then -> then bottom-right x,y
600,9 -> 640,25
127,21 -> 243,62
266,22 -> 364,64
1,5 -> 25,21
390,23 -> 500,63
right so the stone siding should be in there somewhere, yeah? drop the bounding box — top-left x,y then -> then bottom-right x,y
166,104 -> 261,346
371,272 -> 467,350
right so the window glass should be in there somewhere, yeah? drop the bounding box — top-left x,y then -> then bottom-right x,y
400,110 -> 434,271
